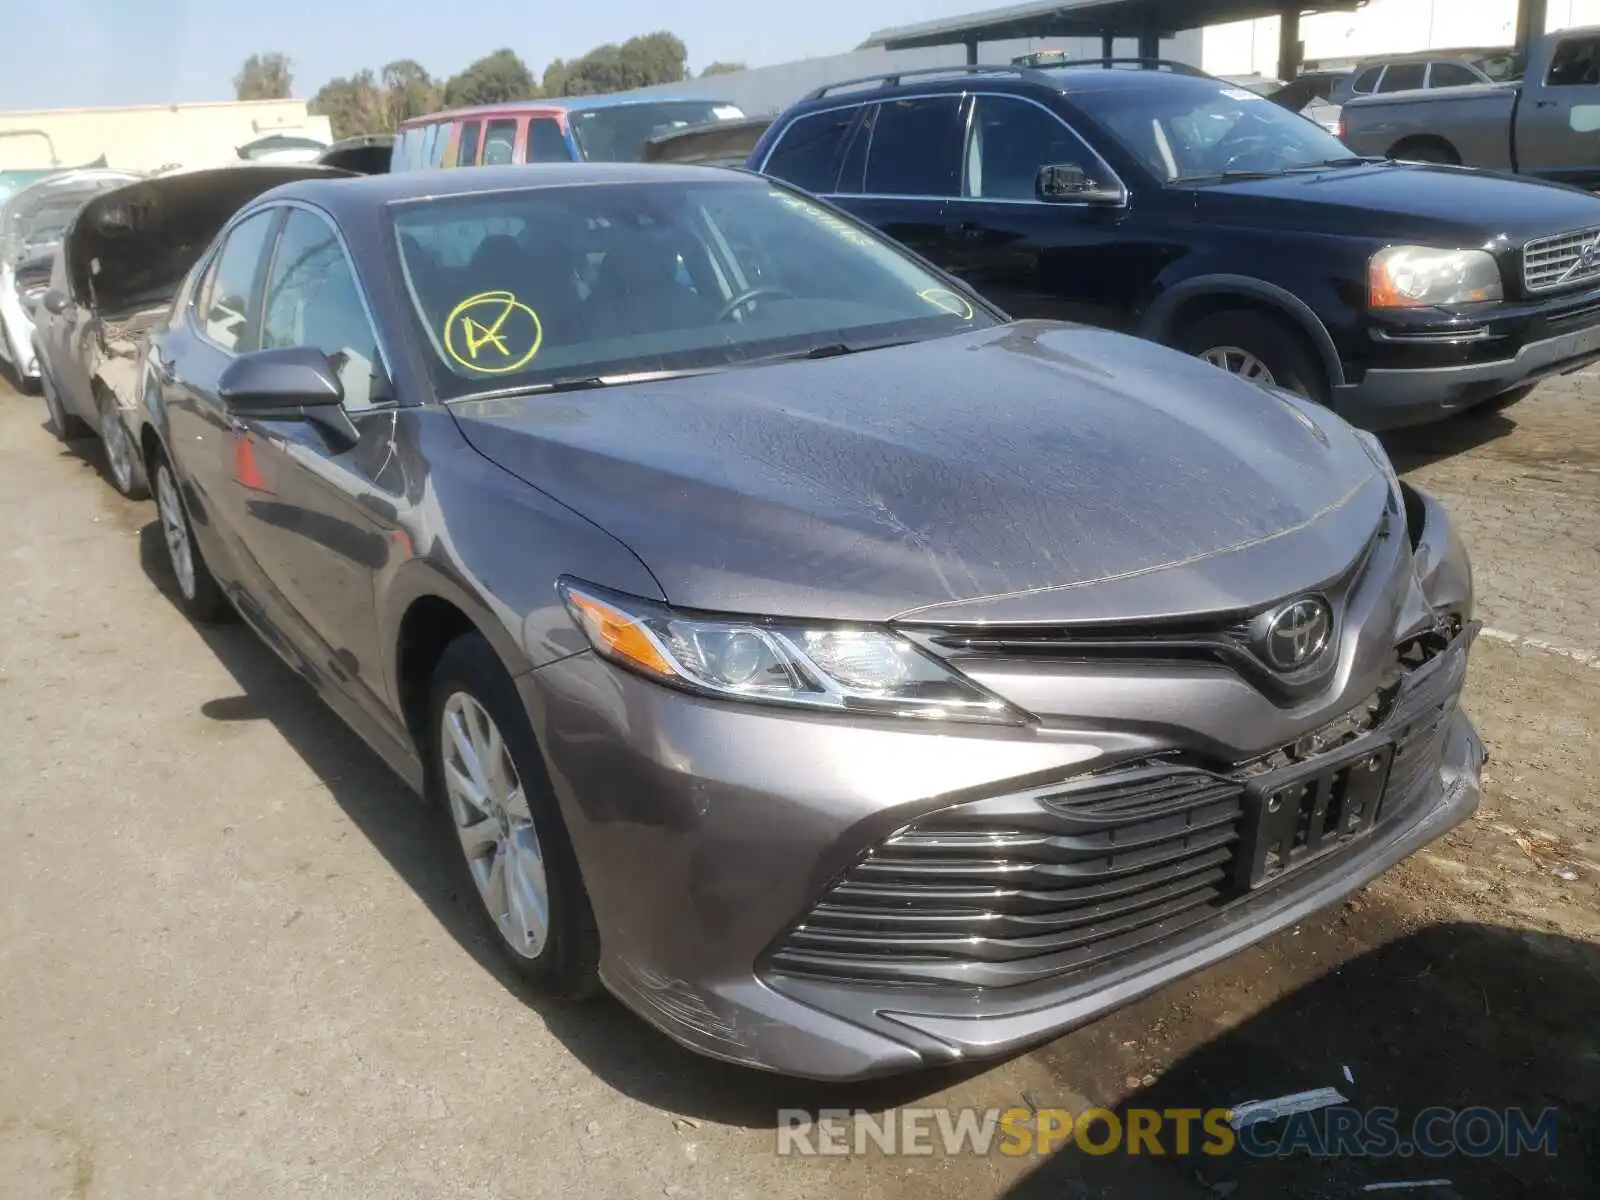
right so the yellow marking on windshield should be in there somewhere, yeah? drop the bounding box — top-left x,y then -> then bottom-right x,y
919,288 -> 975,320
443,290 -> 544,374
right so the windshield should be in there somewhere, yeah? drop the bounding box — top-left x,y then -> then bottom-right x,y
568,101 -> 745,162
1066,76 -> 1358,182
392,178 -> 995,399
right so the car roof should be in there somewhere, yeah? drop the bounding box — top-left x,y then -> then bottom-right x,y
260,162 -> 762,216
402,95 -> 732,124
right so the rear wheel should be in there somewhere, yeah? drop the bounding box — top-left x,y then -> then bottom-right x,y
427,633 -> 601,998
1390,138 -> 1460,165
40,370 -> 88,439
1174,309 -> 1330,405
152,450 -> 230,622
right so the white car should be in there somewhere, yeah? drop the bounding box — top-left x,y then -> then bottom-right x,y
0,169 -> 141,388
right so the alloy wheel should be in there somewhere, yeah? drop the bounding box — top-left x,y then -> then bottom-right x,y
1199,345 -> 1278,386
440,691 -> 550,960
155,465 -> 196,601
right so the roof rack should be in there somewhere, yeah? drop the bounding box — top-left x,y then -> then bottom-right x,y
803,64 -> 1063,99
1056,58 -> 1208,76
802,58 -> 1207,99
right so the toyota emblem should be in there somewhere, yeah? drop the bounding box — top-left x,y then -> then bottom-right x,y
1261,597 -> 1334,672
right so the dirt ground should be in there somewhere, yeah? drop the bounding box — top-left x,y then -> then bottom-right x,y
0,366 -> 1595,1200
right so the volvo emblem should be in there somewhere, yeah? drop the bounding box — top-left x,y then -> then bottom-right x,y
1560,234 -> 1600,283
1260,597 -> 1334,672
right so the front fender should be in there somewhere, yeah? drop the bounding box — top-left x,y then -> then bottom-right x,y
1135,272 -> 1348,389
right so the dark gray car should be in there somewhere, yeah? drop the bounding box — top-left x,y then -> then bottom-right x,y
132,164 -> 1483,1081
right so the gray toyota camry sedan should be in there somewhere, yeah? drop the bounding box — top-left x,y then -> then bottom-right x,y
132,164 -> 1484,1081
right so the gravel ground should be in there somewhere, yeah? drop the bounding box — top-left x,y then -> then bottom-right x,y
1,369 -> 1594,1200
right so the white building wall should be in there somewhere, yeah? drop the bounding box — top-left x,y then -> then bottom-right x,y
0,100 -> 332,173
1203,0 -> 1600,77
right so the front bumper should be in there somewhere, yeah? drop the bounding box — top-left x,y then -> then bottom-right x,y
523,615 -> 1482,1082
1334,290 -> 1600,430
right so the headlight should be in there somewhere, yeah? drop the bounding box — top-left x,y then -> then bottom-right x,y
1369,246 -> 1503,308
559,581 -> 1026,725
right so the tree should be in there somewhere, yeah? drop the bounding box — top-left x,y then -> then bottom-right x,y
545,31 -> 688,96
700,61 -> 746,77
442,48 -> 538,108
381,59 -> 439,127
235,53 -> 294,101
308,71 -> 387,138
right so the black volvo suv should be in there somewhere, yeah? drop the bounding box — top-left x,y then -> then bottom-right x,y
742,62 -> 1600,430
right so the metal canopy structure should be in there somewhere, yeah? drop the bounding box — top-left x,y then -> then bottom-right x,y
865,0 -> 1364,81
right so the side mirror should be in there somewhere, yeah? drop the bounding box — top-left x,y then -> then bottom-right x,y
1036,163 -> 1126,206
217,346 -> 344,416
41,290 -> 68,316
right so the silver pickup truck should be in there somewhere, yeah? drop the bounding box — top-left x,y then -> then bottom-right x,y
1341,26 -> 1600,189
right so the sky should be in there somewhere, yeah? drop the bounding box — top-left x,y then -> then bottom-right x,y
1,0 -> 1007,111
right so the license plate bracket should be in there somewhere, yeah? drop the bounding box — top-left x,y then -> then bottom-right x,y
1237,742 -> 1394,890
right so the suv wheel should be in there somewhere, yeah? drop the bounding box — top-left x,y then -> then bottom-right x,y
1176,310 -> 1329,405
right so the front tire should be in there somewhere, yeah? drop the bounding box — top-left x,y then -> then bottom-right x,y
427,633 -> 601,998
151,450 -> 230,622
98,394 -> 149,499
1175,309 -> 1330,406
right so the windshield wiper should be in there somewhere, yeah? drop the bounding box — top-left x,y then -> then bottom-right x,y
1284,155 -> 1388,171
756,337 -> 919,364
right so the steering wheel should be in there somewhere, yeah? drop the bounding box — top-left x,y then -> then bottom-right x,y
1219,137 -> 1290,174
715,286 -> 796,323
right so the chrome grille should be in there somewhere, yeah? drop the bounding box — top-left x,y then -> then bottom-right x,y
1523,228 -> 1600,293
769,766 -> 1245,988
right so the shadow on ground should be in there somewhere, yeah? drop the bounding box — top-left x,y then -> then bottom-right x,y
136,520 -> 992,1128
1001,922 -> 1599,1200
1381,403 -> 1520,473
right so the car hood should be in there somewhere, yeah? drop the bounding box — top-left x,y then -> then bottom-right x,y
65,164 -> 352,314
0,168 -> 141,268
452,322 -> 1388,625
1191,161 -> 1600,243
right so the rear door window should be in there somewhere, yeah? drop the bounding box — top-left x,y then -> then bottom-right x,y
1379,63 -> 1427,92
482,119 -> 518,165
456,120 -> 483,166
1350,66 -> 1382,94
1428,61 -> 1481,88
763,108 -> 857,194
195,209 -> 277,352
527,118 -> 568,162
863,96 -> 964,197
1547,35 -> 1600,86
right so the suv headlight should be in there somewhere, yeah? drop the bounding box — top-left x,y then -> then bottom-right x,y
559,581 -> 1027,725
1369,246 -> 1503,308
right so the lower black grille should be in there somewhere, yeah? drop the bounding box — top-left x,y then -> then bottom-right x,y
769,767 -> 1245,987
770,629 -> 1474,990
